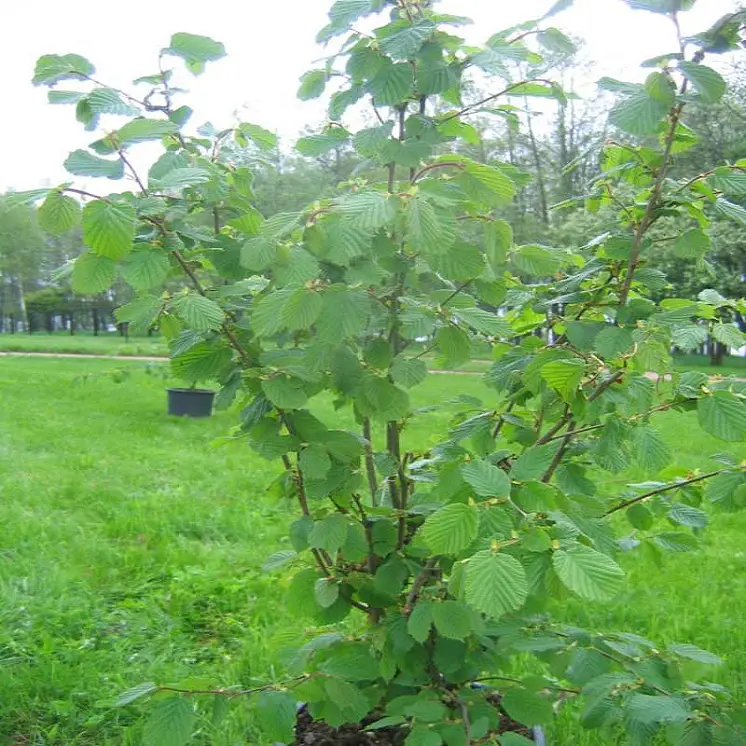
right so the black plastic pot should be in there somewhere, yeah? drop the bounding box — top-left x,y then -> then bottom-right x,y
167,387 -> 215,418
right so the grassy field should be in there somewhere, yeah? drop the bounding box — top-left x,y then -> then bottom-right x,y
1,357 -> 745,745
0,332 -> 167,357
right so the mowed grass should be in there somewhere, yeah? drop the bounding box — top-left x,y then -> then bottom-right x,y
1,357 -> 745,745
0,332 -> 167,357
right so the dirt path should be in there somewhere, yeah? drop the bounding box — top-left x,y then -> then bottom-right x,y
0,351 -> 166,363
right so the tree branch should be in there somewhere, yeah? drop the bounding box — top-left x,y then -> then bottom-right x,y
604,468 -> 738,516
362,417 -> 379,506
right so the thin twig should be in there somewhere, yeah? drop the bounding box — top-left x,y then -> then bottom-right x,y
404,558 -> 438,616
362,418 -> 379,506
439,79 -> 555,123
604,469 -> 737,516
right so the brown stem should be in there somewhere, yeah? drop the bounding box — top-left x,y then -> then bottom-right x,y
117,149 -> 147,193
536,404 -> 571,445
618,75 -> 687,307
411,160 -> 465,184
439,79 -> 556,123
604,468 -> 736,516
588,370 -> 624,402
404,558 -> 438,615
156,674 -> 312,699
63,187 -> 107,202
542,420 -> 575,483
362,417 -> 379,506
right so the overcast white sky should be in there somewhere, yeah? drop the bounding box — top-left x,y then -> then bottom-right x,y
0,0 -> 738,192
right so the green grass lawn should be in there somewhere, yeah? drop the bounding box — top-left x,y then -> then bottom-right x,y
1,357 -> 745,745
0,332 -> 167,357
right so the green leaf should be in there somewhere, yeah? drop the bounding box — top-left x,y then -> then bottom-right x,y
297,128 -> 350,157
632,426 -> 672,473
143,697 -> 195,746
421,503 -> 479,555
464,550 -> 528,619
38,192 -> 81,235
502,688 -> 554,726
595,327 -> 634,359
115,296 -> 163,331
609,93 -> 670,135
455,308 -> 511,337
512,244 -> 563,276
673,228 -> 710,259
431,600 -> 471,640
317,287 -> 372,341
668,643 -> 721,665
282,289 -> 323,331
166,33 -> 226,74
171,293 -> 224,332
668,503 -> 708,528
368,60 -> 414,106
64,150 -> 124,179
251,289 -> 293,337
390,356 -> 428,389
707,167 -> 746,196
152,167 -> 211,191
299,444 -> 332,480
714,197 -> 746,227
672,325 -> 708,351
540,359 -> 585,401
315,578 -> 340,608
116,118 -> 178,146
82,200 -> 135,259
360,377 -> 410,421
262,550 -> 297,571
626,693 -> 689,724
88,87 -> 139,116
553,545 -> 624,601
407,601 -> 434,643
461,459 -> 511,498
653,532 -> 699,552
170,341 -> 232,383
678,61 -> 726,103
462,161 -> 515,205
262,376 -> 308,409
379,20 -> 435,60
255,691 -> 297,744
436,325 -> 471,365
298,69 -> 328,100
114,681 -> 158,707
405,726 -> 442,746
120,251 -> 171,290
510,446 -> 556,482
237,122 -> 278,150
538,27 -> 577,54
626,0 -> 696,13
336,191 -> 397,230
33,53 -> 94,85
712,323 -> 745,349
698,392 -> 746,442
309,514 -> 349,555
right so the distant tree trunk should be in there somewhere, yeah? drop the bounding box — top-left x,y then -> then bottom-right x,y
117,322 -> 129,340
736,312 -> 746,334
15,279 -> 29,333
92,308 -> 100,336
525,105 -> 549,226
69,313 -> 76,335
10,313 -> 16,334
46,314 -> 53,333
708,337 -> 726,366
